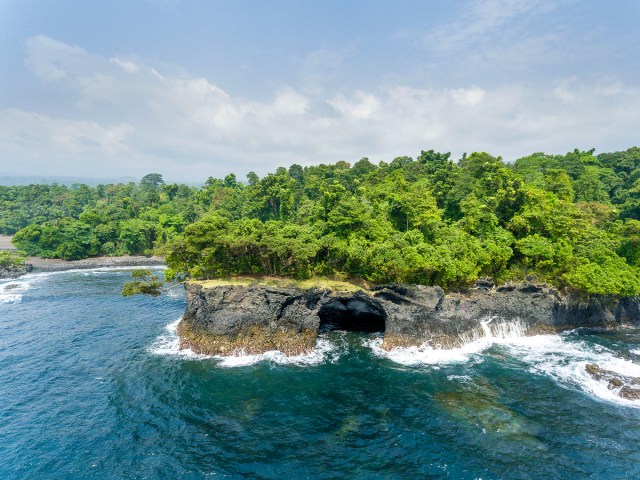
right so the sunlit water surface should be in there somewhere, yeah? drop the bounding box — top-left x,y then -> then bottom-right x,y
2,270 -> 640,479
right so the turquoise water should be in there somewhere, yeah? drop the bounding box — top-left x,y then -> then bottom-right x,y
2,269 -> 640,479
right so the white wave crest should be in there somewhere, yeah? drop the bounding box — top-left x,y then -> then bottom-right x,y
214,336 -> 342,367
28,265 -> 166,279
366,319 -> 529,366
0,293 -> 22,303
0,266 -> 167,304
501,334 -> 640,407
149,318 -> 345,367
0,279 -> 31,304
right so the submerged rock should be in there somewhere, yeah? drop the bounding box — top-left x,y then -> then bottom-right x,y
178,281 -> 640,356
585,363 -> 640,400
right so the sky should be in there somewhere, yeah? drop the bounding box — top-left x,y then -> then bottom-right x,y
0,0 -> 639,183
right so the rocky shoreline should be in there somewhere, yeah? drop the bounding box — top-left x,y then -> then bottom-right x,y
0,255 -> 165,279
178,279 -> 640,356
26,255 -> 165,272
0,263 -> 33,279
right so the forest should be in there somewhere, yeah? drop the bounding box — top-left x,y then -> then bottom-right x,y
3,147 -> 640,295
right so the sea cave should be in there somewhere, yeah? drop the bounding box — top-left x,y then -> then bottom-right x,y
317,298 -> 386,333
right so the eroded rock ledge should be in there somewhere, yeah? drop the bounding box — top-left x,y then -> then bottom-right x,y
177,280 -> 640,356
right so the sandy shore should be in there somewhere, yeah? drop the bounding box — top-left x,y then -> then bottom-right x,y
27,255 -> 165,272
0,235 -> 16,250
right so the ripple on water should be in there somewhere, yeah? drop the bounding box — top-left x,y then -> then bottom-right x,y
3,270 -> 640,479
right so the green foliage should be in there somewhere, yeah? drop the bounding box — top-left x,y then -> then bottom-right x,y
0,250 -> 27,268
121,270 -> 163,296
4,147 -> 640,296
5,174 -> 200,259
131,268 -> 153,279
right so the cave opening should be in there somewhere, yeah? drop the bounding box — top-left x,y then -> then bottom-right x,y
318,299 -> 386,333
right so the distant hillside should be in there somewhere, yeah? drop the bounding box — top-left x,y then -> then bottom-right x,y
0,174 -> 138,187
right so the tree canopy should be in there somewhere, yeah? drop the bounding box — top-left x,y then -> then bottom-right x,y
4,146 -> 640,296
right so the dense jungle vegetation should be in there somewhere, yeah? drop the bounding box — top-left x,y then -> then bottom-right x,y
3,147 -> 640,295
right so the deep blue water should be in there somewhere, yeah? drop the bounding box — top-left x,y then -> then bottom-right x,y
2,269 -> 640,479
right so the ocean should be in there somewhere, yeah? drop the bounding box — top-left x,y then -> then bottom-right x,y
2,268 -> 640,479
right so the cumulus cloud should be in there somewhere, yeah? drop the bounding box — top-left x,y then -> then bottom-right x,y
1,34 -> 639,182
329,90 -> 381,119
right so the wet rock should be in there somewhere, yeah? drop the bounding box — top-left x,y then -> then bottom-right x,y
619,386 -> 640,400
0,263 -> 32,280
180,283 -> 324,355
179,281 -> 640,355
585,363 -> 640,400
474,277 -> 494,290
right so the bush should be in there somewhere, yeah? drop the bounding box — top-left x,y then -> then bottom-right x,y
0,250 -> 27,269
121,269 -> 163,296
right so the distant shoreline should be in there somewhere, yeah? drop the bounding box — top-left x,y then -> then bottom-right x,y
27,255 -> 165,272
1,234 -> 165,275
0,234 -> 16,250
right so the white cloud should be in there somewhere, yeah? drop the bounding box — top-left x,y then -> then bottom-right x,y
329,91 -> 381,119
271,88 -> 310,116
109,57 -> 140,73
416,0 -> 573,83
25,35 -> 87,81
449,86 -> 486,106
2,35 -> 639,182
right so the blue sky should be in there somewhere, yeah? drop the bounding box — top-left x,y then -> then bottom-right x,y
0,0 -> 639,182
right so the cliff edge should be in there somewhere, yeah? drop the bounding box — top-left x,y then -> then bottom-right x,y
177,279 -> 640,356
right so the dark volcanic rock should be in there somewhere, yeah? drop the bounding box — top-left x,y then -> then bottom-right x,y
179,283 -> 324,355
373,282 -> 639,348
585,363 -> 640,400
183,283 -> 322,335
178,281 -> 640,355
0,263 -> 32,279
372,284 -> 447,347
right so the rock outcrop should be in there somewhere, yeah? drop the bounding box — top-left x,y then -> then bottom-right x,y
585,363 -> 640,400
178,280 -> 640,356
0,263 -> 32,280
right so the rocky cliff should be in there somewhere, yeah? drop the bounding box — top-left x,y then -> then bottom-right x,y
177,280 -> 640,356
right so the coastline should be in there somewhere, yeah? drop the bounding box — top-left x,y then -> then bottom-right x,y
179,280 -> 640,356
26,255 -> 165,272
0,234 -> 16,250
1,234 -> 164,274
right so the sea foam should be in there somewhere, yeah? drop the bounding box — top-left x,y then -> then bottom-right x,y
0,278 -> 31,304
366,318 -> 640,406
365,318 -> 528,366
0,265 -> 166,305
501,333 -> 640,408
149,318 -> 345,367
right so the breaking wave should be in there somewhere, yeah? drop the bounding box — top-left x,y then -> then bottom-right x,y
0,265 -> 165,304
365,317 -> 640,407
365,318 -> 528,366
149,318 -> 346,367
0,278 -> 31,303
500,333 -> 640,407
